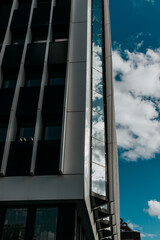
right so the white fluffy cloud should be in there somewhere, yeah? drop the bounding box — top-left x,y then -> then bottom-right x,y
113,48 -> 160,161
127,220 -> 142,231
144,200 -> 160,219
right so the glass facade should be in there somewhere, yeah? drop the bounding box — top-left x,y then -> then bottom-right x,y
91,0 -> 107,197
0,206 -> 79,240
2,208 -> 27,240
33,208 -> 57,240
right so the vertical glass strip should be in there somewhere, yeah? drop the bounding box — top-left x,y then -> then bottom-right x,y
91,0 -> 107,198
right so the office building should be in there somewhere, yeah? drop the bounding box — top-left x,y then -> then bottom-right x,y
0,0 -> 120,239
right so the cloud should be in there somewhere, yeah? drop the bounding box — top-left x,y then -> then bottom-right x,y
113,47 -> 160,161
141,233 -> 157,238
126,220 -> 157,239
127,220 -> 142,231
144,200 -> 160,219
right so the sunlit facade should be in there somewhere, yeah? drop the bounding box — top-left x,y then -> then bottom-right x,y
0,0 -> 120,239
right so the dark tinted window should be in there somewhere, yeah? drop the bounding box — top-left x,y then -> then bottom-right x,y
33,208 -> 58,240
26,72 -> 42,87
2,208 -> 27,240
2,72 -> 17,88
17,123 -> 35,141
44,123 -> 61,140
0,126 -> 7,142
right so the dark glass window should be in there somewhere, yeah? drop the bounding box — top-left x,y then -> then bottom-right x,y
0,36 -> 3,48
12,33 -> 25,45
0,125 -> 7,142
49,76 -> 65,86
25,72 -> 42,87
44,123 -> 61,140
37,0 -> 51,7
48,69 -> 65,86
2,208 -> 27,240
17,123 -> 35,141
33,208 -> 58,240
2,72 -> 17,88
32,34 -> 47,43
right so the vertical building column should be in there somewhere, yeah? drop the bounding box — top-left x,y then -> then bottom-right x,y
62,0 -> 88,175
103,0 -> 120,239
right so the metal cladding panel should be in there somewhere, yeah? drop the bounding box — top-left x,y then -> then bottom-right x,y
71,0 -> 87,23
67,62 -> 86,112
63,112 -> 85,174
0,175 -> 84,201
62,0 -> 88,175
69,22 -> 87,62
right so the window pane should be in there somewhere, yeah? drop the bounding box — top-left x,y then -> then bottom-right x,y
0,127 -> 7,142
33,208 -> 58,240
2,208 -> 27,240
92,19 -> 102,38
93,3 -> 102,24
26,72 -> 42,87
92,137 -> 105,166
3,73 -> 17,88
92,68 -> 103,94
19,126 -> 35,141
27,79 -> 41,87
92,91 -> 104,115
44,125 -> 61,140
92,110 -> 105,142
93,32 -> 102,48
92,47 -> 103,73
3,81 -> 16,88
92,163 -> 106,196
49,77 -> 65,86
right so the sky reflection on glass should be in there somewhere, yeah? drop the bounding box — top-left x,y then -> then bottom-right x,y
91,0 -> 107,197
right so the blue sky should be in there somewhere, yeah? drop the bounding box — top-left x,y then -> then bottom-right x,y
109,0 -> 160,239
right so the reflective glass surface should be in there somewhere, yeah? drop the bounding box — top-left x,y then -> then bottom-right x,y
2,208 -> 27,240
33,208 -> 58,240
92,137 -> 105,166
92,68 -> 103,94
92,49 -> 103,73
92,0 -> 107,197
92,20 -> 102,38
92,91 -> 104,115
93,4 -> 102,24
93,33 -> 102,49
92,163 -> 106,196
92,111 -> 105,142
